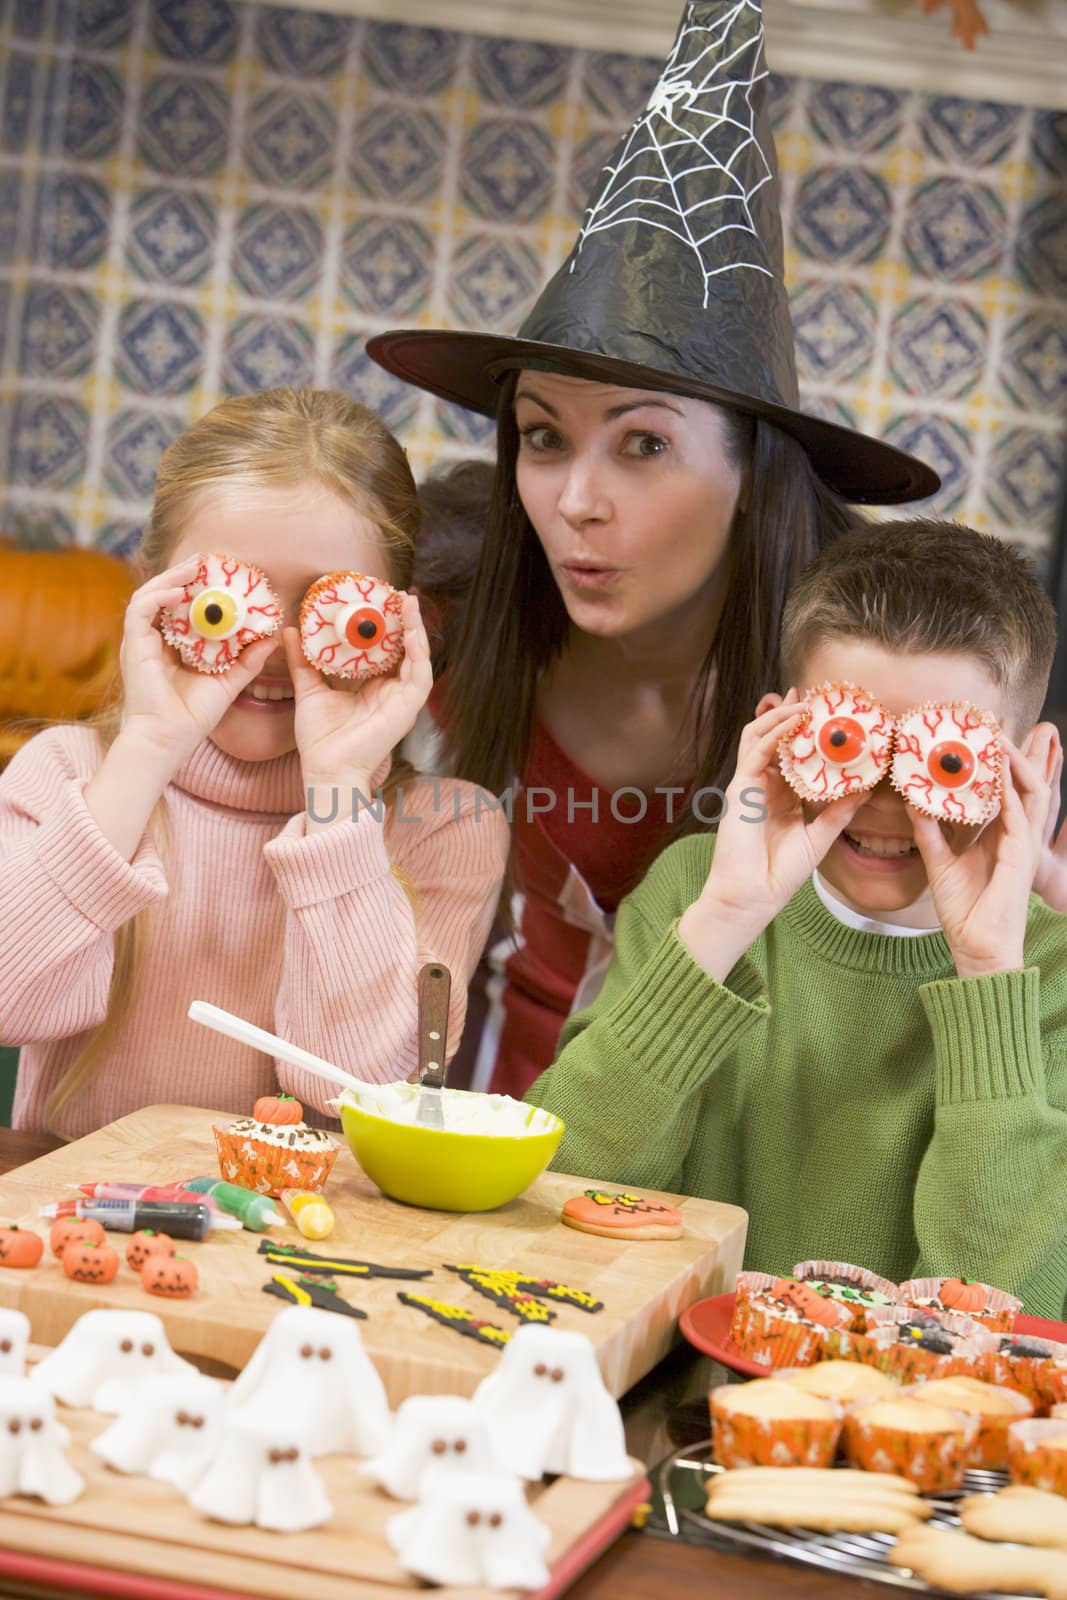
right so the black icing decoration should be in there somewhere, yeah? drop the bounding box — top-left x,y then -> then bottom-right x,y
257,1240 -> 431,1280
263,1272 -> 367,1319
899,1319 -> 954,1355
398,1292 -> 512,1350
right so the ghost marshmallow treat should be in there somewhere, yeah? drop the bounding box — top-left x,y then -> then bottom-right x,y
227,1305 -> 391,1457
188,1408 -> 331,1533
473,1326 -> 631,1482
30,1309 -> 197,1414
891,702 -> 1002,824
160,552 -> 282,673
364,1395 -> 499,1500
0,1308 -> 30,1375
387,1468 -> 551,1591
91,1372 -> 225,1492
299,572 -> 405,681
779,683 -> 893,803
0,1375 -> 83,1505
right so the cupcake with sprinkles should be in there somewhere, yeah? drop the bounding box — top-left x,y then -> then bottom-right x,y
730,1274 -> 853,1368
213,1094 -> 337,1198
898,1276 -> 1022,1335
791,1260 -> 901,1333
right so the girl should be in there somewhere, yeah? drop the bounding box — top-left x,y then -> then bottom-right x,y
0,388 -> 510,1138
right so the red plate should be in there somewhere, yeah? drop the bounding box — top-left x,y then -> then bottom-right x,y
680,1292 -> 1067,1378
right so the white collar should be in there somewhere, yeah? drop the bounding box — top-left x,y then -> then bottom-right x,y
812,870 -> 939,939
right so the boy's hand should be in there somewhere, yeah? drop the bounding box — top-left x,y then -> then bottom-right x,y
678,692 -> 866,982
911,737 -> 1053,980
1031,725 -> 1067,912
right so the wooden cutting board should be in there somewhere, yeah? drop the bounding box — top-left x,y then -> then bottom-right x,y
0,1104 -> 747,1407
0,1344 -> 648,1600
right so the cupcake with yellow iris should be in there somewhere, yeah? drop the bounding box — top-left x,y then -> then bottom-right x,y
213,1094 -> 337,1197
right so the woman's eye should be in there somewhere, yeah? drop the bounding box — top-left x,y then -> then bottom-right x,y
625,432 -> 668,458
518,424 -> 561,453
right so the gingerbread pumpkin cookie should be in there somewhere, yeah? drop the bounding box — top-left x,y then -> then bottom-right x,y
561,1189 -> 683,1241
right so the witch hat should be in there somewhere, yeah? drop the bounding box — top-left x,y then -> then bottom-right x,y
368,0 -> 937,505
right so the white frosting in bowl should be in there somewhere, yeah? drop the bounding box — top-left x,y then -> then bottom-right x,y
335,1085 -> 562,1139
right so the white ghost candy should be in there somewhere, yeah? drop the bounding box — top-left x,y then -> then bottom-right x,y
364,1395 -> 498,1500
228,1305 -> 391,1458
30,1309 -> 197,1414
388,1468 -> 551,1590
473,1326 -> 631,1482
188,1409 -> 331,1533
90,1372 -> 225,1492
0,1308 -> 30,1375
0,1375 -> 83,1504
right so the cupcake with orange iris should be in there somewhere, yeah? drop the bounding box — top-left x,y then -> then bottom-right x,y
213,1094 -> 337,1198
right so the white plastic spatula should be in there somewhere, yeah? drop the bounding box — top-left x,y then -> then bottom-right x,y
186,1000 -> 388,1103
413,963 -> 451,1129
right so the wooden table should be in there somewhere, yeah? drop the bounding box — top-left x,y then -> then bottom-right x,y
0,1129 -> 884,1600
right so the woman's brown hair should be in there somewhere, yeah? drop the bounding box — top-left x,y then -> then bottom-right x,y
45,387 -> 420,1132
441,378 -> 860,826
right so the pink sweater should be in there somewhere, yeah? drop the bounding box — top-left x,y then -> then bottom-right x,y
0,725 -> 510,1137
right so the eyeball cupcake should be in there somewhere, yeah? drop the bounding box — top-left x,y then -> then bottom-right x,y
160,553 -> 282,673
890,704 -> 1001,824
299,572 -> 405,681
778,683 -> 892,803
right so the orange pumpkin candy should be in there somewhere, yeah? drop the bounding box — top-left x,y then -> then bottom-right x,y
126,1230 -> 175,1270
141,1253 -> 198,1298
940,1278 -> 988,1314
63,1239 -> 119,1284
253,1093 -> 303,1126
50,1217 -> 106,1259
0,1226 -> 44,1269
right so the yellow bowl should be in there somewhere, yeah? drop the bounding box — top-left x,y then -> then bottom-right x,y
339,1089 -> 564,1212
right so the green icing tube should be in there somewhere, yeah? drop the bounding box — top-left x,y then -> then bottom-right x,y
184,1177 -> 280,1233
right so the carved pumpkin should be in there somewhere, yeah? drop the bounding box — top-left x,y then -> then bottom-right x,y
940,1278 -> 987,1314
63,1239 -> 119,1284
0,1226 -> 44,1269
141,1254 -> 198,1298
253,1093 -> 303,1126
50,1217 -> 106,1259
125,1230 -> 175,1270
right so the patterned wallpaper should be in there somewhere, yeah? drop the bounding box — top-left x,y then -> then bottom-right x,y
0,0 -> 1064,566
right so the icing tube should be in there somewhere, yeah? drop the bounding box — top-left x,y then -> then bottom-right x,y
183,1178 -> 281,1233
278,1189 -> 335,1240
38,1200 -> 227,1238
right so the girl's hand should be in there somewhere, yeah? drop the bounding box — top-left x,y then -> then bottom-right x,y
911,736 -> 1053,979
678,692 -> 866,981
288,591 -> 434,794
118,557 -> 279,770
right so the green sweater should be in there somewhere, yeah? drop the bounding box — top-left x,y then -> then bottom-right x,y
528,837 -> 1067,1320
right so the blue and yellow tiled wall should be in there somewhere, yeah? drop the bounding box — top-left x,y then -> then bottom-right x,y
0,0 -> 1064,564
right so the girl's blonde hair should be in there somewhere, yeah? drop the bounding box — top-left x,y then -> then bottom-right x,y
46,388 -> 421,1132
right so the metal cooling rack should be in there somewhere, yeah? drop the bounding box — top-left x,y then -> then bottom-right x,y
652,1439 -> 1038,1599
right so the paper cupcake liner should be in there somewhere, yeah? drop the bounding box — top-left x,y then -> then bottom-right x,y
791,1260 -> 901,1333
858,1311 -> 996,1387
897,1277 -> 1021,1334
842,1400 -> 978,1492
213,1125 -> 337,1198
711,1391 -> 843,1469
733,1271 -> 778,1305
1007,1418 -> 1067,1497
980,1340 -> 1067,1414
732,1296 -> 850,1369
899,1382 -> 1032,1473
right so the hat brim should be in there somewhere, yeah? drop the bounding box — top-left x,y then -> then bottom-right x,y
367,329 -> 940,507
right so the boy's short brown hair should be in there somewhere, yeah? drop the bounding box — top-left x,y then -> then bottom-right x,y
780,518 -> 1057,732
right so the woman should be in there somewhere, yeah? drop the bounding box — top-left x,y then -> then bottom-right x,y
372,0 -> 938,1097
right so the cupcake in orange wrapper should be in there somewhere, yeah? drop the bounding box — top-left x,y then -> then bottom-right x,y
856,1306 -> 997,1386
981,1333 -> 1067,1414
791,1260 -> 901,1332
213,1094 -> 337,1197
711,1379 -> 843,1469
842,1396 -> 978,1492
780,1361 -> 899,1405
901,1377 -> 1033,1471
732,1279 -> 854,1368
897,1276 -> 1022,1334
1007,1418 -> 1067,1497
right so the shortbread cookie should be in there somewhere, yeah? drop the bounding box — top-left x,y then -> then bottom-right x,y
961,1485 -> 1067,1551
561,1190 -> 683,1240
707,1466 -> 931,1534
891,1524 -> 1067,1599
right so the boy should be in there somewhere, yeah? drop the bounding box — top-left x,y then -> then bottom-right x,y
527,519 -> 1067,1318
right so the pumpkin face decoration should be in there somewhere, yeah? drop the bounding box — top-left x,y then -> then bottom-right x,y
50,1217 -> 106,1260
142,1255 -> 198,1299
253,1094 -> 304,1127
939,1278 -> 988,1314
126,1231 -> 175,1271
63,1240 -> 120,1285
0,1227 -> 43,1270
299,572 -> 405,682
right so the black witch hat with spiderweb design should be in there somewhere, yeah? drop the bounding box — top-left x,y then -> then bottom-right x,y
368,0 -> 938,505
